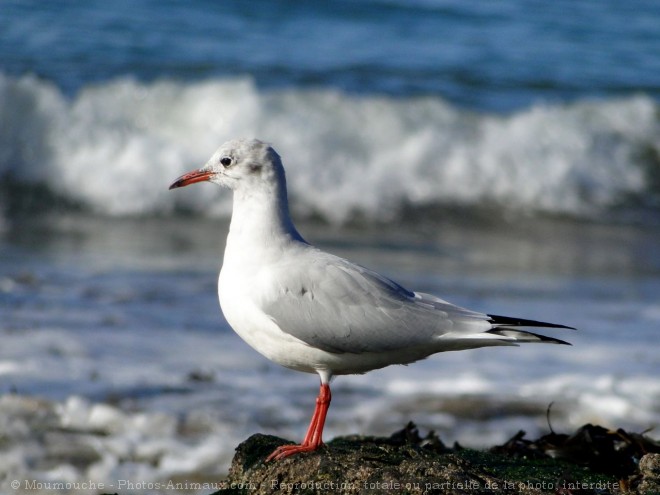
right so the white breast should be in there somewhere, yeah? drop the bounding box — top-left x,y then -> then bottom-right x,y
217,259 -> 325,374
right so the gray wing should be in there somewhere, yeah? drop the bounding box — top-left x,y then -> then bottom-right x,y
259,251 -> 492,354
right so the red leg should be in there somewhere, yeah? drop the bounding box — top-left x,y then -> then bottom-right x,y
266,382 -> 331,461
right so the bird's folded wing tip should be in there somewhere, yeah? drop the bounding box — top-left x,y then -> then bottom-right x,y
487,314 -> 577,331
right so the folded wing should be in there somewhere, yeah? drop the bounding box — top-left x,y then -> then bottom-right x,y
259,251 -> 572,354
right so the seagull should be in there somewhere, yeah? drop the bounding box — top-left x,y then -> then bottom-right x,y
169,138 -> 573,461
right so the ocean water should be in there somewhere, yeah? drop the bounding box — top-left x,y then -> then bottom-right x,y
1,1 -> 659,493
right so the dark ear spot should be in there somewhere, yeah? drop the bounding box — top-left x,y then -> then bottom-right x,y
248,163 -> 262,174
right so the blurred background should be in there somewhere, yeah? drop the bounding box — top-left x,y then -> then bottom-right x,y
1,0 -> 659,492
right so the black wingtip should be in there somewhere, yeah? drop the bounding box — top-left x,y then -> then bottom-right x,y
487,314 -> 576,331
536,334 -> 573,346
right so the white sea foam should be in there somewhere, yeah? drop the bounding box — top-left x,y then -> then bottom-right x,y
1,73 -> 658,222
1,275 -> 658,493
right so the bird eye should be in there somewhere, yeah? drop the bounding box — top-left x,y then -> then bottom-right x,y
220,156 -> 232,167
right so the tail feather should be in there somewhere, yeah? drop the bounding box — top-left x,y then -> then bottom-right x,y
486,328 -> 572,345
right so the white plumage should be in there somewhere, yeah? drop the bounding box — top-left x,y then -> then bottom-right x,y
169,138 -> 572,460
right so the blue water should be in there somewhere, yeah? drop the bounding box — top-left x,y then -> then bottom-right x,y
2,0 -> 659,111
3,0 -> 660,223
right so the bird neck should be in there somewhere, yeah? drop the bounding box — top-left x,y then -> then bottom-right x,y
226,185 -> 306,254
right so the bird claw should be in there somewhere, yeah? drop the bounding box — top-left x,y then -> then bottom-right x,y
265,442 -> 323,461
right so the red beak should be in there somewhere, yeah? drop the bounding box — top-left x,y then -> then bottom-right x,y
169,168 -> 213,190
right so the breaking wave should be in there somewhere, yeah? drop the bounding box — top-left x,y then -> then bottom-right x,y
1,72 -> 659,223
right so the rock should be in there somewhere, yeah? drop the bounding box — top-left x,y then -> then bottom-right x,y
211,423 -> 630,494
224,433 -> 501,494
637,453 -> 660,494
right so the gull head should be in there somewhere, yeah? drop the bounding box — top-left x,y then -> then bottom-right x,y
169,138 -> 285,193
